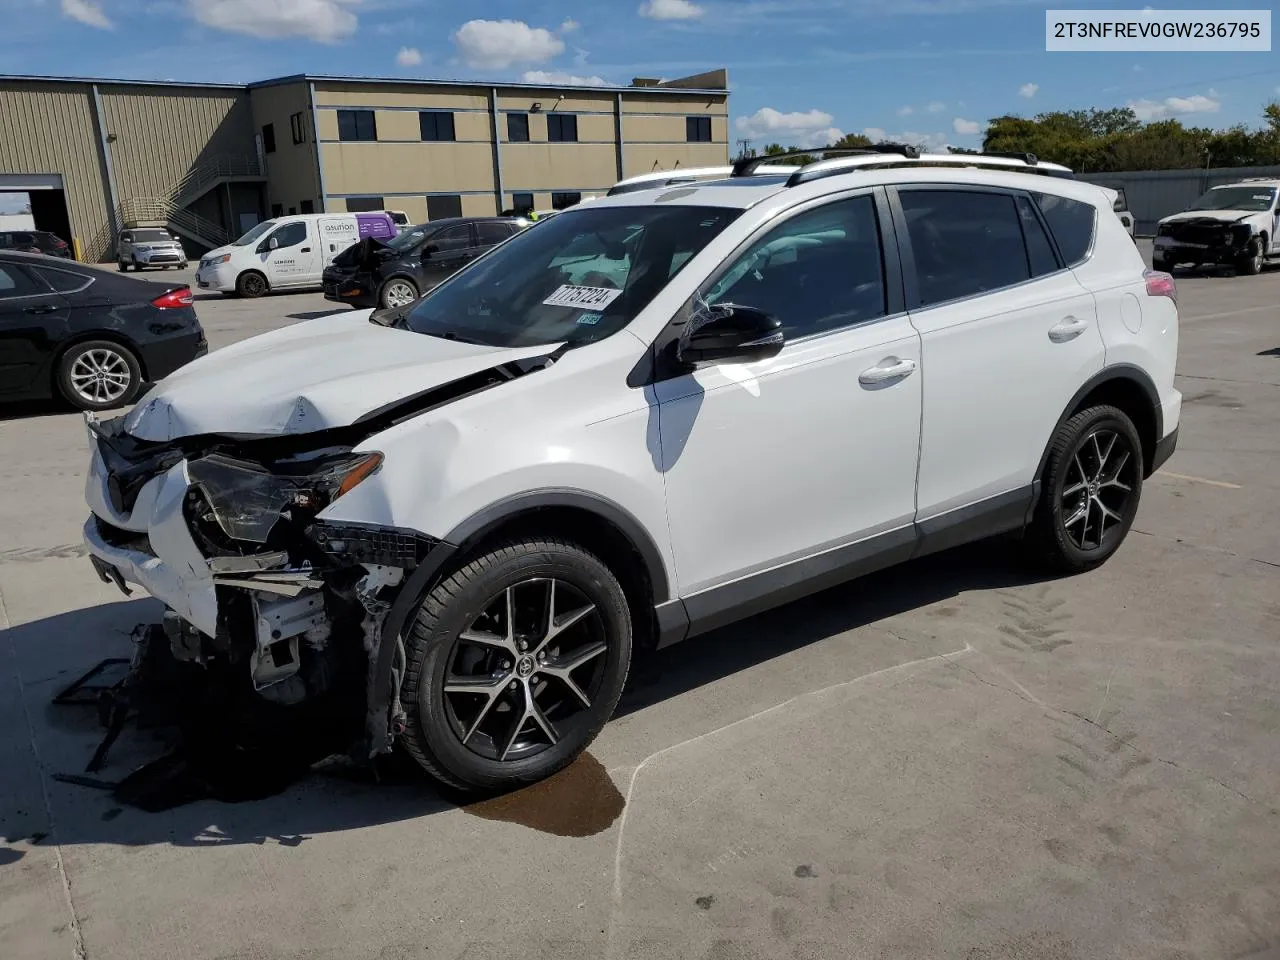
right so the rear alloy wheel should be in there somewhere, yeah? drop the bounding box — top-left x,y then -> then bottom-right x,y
1026,405 -> 1144,574
57,340 -> 142,411
400,538 -> 632,793
236,270 -> 268,298
1238,239 -> 1265,276
380,278 -> 419,309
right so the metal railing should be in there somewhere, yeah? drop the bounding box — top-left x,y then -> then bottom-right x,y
118,197 -> 231,249
170,154 -> 264,206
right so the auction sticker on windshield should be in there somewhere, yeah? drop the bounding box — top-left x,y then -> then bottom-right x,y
543,285 -> 623,309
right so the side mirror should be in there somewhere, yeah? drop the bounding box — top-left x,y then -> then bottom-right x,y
677,303 -> 784,366
422,243 -> 438,259
269,237 -> 279,250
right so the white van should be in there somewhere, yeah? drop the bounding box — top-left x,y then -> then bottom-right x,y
195,211 -> 397,298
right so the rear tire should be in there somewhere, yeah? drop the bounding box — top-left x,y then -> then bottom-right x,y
1025,405 -> 1144,575
56,340 -> 143,411
399,537 -> 633,794
236,270 -> 268,298
117,260 -> 127,272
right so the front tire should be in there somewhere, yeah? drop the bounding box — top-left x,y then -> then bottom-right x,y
1237,238 -> 1264,276
399,538 -> 633,794
380,277 -> 419,309
236,270 -> 268,298
57,340 -> 143,411
1026,405 -> 1144,574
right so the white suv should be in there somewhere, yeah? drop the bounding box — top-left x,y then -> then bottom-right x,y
82,149 -> 1181,793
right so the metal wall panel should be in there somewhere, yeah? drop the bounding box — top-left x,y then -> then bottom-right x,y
100,86 -> 254,201
0,81 -> 110,259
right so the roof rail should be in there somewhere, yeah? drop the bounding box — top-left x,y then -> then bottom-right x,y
731,142 -> 920,177
783,151 -> 1075,188
978,151 -> 1039,166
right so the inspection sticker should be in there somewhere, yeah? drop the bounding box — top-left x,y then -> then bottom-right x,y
576,312 -> 603,325
542,284 -> 623,309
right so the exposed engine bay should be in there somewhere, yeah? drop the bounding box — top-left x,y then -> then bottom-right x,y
79,342 -> 565,770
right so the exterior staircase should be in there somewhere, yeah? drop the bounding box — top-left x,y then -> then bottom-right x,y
117,197 -> 232,252
113,153 -> 265,257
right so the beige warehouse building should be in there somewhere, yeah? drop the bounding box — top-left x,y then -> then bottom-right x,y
0,69 -> 730,262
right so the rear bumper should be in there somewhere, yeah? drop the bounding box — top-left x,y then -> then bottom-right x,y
1151,425 -> 1179,475
137,328 -> 207,381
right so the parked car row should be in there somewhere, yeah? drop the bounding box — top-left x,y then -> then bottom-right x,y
0,229 -> 72,258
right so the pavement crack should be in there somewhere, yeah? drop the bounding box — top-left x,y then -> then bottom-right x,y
1131,528 -> 1280,569
1065,711 -> 1265,809
1176,373 -> 1278,388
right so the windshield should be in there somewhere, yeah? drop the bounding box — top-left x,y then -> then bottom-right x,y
233,220 -> 277,246
132,228 -> 174,243
386,224 -> 431,253
1189,186 -> 1276,212
402,204 -> 741,348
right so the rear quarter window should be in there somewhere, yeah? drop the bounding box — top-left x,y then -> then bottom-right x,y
1030,192 -> 1097,266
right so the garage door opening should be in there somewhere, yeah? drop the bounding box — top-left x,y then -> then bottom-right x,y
0,174 -> 74,255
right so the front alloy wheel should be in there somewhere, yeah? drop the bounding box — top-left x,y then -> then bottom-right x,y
1238,239 -> 1264,276
381,278 -> 419,309
399,537 -> 632,793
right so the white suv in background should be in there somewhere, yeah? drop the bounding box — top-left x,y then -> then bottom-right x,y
82,148 -> 1180,793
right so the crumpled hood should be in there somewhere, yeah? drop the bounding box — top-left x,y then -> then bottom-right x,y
1159,209 -> 1262,225
123,309 -> 558,442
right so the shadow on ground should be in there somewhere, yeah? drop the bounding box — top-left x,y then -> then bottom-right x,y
2,538 -> 1048,849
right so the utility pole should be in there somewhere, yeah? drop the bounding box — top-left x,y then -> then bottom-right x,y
736,138 -> 754,159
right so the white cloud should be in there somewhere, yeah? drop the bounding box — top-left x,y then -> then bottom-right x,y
188,0 -> 358,42
736,106 -> 844,146
639,0 -> 703,20
520,70 -> 610,86
926,100 -> 946,113
952,117 -> 982,135
862,126 -> 950,152
1127,93 -> 1220,122
560,18 -> 580,32
453,19 -> 565,69
396,46 -> 422,67
62,0 -> 113,28
1018,82 -> 1038,99
897,105 -> 914,116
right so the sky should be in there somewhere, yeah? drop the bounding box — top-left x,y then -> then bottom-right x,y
1,0 -> 1277,153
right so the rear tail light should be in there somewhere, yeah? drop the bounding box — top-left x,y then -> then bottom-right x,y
1143,269 -> 1176,302
152,287 -> 194,309
54,239 -> 68,248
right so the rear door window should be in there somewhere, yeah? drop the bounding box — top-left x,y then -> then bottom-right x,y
898,189 -> 1032,307
1030,192 -> 1097,266
0,263 -> 41,297
429,225 -> 473,254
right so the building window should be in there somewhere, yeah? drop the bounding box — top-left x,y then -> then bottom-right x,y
551,191 -> 581,210
262,123 -> 277,154
511,192 -> 534,215
270,203 -> 284,218
427,195 -> 464,220
300,199 -> 314,214
337,109 -> 377,142
686,116 -> 712,143
507,113 -> 530,142
290,112 -> 307,144
287,206 -> 296,215
420,111 -> 456,142
547,114 -> 578,143
345,196 -> 385,213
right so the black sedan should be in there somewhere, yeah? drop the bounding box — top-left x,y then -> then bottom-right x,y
0,251 -> 207,411
323,216 -> 526,310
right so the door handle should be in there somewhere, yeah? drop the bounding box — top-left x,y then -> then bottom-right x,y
300,247 -> 311,253
1048,316 -> 1089,343
24,305 -> 58,315
858,356 -> 917,385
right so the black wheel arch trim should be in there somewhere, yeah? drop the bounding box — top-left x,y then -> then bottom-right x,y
1029,364 -> 1164,520
372,488 -> 674,752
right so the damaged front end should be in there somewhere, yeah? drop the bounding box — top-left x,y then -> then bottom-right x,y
82,413 -> 435,762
